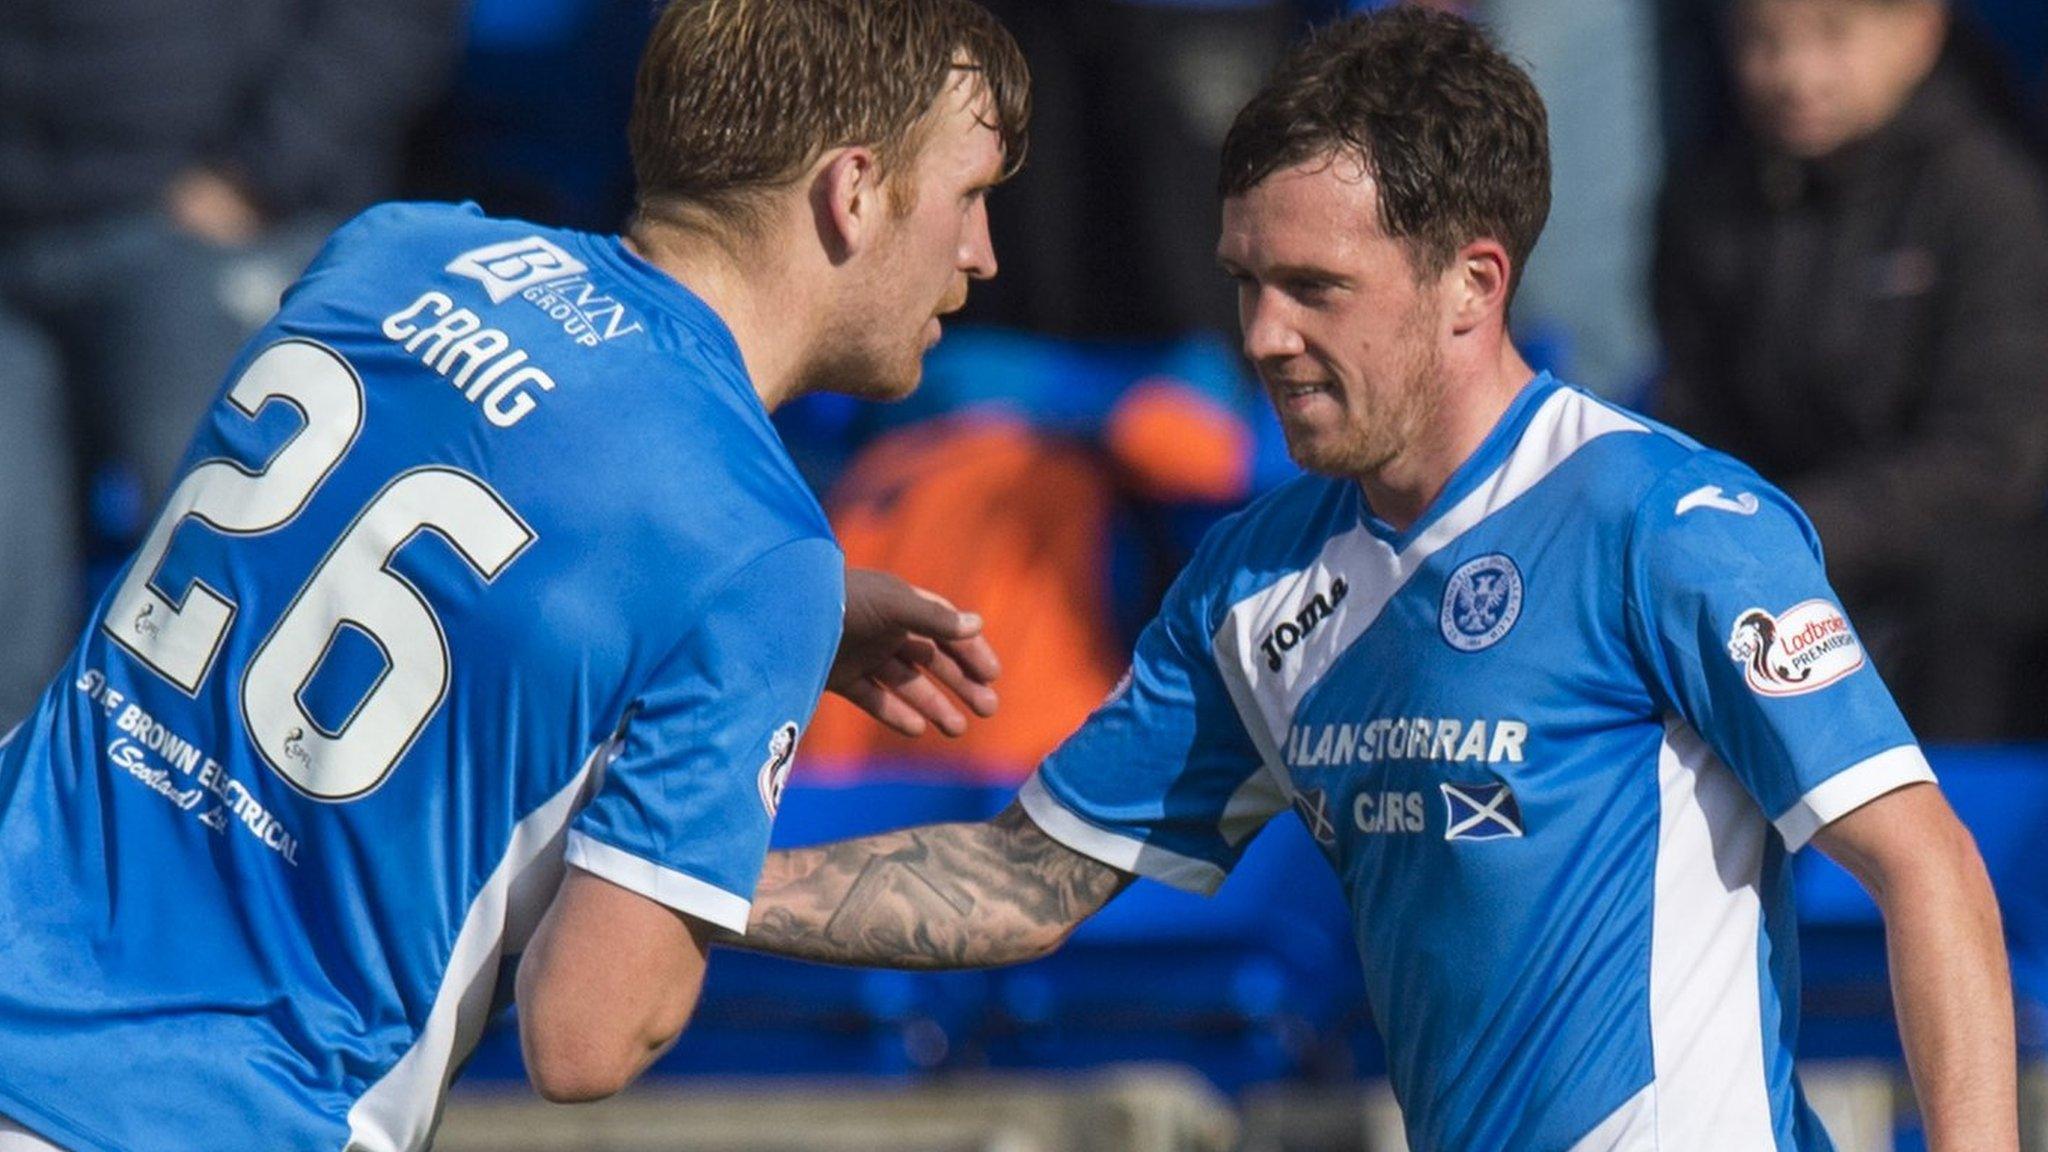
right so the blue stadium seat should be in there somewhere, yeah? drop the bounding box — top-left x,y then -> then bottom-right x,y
1794,744 -> 2048,1059
983,814 -> 1361,1091
462,747 -> 2048,1092
1963,0 -> 2048,96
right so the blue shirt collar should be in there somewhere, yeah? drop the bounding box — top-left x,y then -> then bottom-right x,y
1354,371 -> 1560,548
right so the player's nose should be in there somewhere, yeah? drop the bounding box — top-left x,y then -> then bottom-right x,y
1240,287 -> 1304,361
959,199 -> 996,281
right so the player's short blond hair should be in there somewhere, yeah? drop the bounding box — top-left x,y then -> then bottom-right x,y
630,0 -> 1029,243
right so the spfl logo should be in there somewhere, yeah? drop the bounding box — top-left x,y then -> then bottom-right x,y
1439,554 -> 1523,652
1441,781 -> 1523,842
282,727 -> 311,768
757,722 -> 799,816
447,237 -> 589,304
1726,600 -> 1865,697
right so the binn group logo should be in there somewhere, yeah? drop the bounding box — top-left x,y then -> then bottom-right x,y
448,236 -> 587,303
449,236 -> 646,346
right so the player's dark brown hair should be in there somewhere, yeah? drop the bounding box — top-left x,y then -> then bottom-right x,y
631,0 -> 1029,241
1219,7 -> 1550,297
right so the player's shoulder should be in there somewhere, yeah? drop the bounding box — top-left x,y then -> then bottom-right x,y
300,201 -> 649,334
1530,385 -> 1773,517
286,201 -> 589,323
340,198 -> 493,237
713,531 -> 845,610
305,200 -> 754,411
1605,420 -> 1823,581
303,200 -> 521,273
1170,471 -> 1357,629
308,204 -> 818,526
1200,472 -> 1353,570
1624,426 -> 1809,536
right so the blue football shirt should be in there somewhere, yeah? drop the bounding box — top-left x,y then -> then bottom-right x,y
1023,376 -> 1932,1152
0,203 -> 843,1152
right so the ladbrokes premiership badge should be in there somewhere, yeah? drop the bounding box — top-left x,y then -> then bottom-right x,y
1726,600 -> 1865,697
757,722 -> 798,816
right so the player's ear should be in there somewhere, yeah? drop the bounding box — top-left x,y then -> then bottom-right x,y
813,146 -> 884,264
1448,238 -> 1512,336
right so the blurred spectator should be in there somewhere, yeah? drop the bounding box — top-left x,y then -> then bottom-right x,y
956,0 -> 1302,341
405,0 -> 650,231
801,330 -> 1266,781
1660,0 -> 2048,162
803,416 -> 1137,781
0,0 -> 464,724
1654,0 -> 2048,738
1342,0 -> 1663,396
1480,0 -> 1664,398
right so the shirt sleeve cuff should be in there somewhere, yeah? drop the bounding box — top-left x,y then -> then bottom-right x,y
564,830 -> 753,935
1017,773 -> 1227,896
1773,744 -> 1938,852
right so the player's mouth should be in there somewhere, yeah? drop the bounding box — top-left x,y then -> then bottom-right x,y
927,288 -> 966,348
1269,379 -> 1338,414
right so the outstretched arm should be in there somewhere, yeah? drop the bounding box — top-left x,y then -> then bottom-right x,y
737,803 -> 1132,969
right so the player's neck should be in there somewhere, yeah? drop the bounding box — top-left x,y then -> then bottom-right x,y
1356,342 -> 1536,531
624,223 -> 816,412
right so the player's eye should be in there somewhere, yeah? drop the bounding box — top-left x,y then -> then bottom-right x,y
1287,278 -> 1336,305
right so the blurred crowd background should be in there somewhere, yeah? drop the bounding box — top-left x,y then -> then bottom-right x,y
4,0 -> 2048,762
3,0 -> 2048,1145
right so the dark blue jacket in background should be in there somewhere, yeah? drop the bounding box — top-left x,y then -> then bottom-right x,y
0,0 -> 464,228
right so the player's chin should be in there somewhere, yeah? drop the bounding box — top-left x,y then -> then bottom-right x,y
1284,430 -> 1383,480
848,356 -> 926,404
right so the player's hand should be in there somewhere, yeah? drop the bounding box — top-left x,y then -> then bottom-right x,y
831,568 -> 999,738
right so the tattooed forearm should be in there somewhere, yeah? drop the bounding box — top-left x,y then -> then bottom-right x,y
738,804 -> 1131,969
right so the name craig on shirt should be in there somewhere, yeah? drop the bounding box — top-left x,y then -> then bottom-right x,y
1285,716 -> 1528,768
382,291 -> 556,428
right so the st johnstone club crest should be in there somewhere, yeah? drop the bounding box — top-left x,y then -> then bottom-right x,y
1440,553 -> 1523,652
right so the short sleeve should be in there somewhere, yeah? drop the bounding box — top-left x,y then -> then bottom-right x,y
1624,458 -> 1934,851
567,536 -> 843,932
1022,555 -> 1279,895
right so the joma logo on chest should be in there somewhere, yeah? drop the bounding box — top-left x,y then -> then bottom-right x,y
1261,576 -> 1348,671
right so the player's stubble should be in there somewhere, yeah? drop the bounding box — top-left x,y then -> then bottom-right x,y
1272,288 -> 1449,482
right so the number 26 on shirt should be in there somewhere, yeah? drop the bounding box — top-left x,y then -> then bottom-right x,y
103,339 -> 534,802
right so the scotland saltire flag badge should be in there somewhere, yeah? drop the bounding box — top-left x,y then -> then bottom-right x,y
1441,781 -> 1523,841
1293,787 -> 1338,846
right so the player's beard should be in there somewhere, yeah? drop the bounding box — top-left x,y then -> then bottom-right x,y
1281,295 -> 1447,480
797,307 -> 929,403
